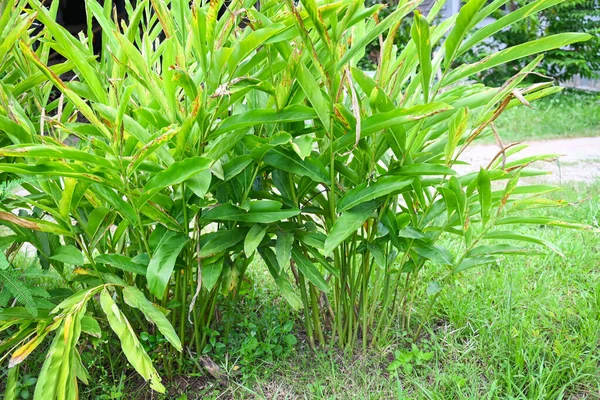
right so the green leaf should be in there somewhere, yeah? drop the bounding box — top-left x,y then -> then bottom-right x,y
275,276 -> 303,310
211,105 -> 317,137
389,164 -> 456,177
292,135 -> 314,160
28,0 -> 107,104
458,0 -> 566,57
199,230 -> 245,258
203,202 -> 300,224
146,232 -> 189,299
33,325 -> 67,400
99,289 -> 165,393
276,231 -> 294,270
291,247 -> 328,292
0,145 -> 115,169
454,256 -> 496,273
18,42 -> 112,140
262,147 -> 329,183
445,33 -> 592,85
123,286 -> 182,351
494,217 -> 592,230
4,363 -> 18,400
445,108 -> 469,166
337,176 -> 413,212
223,155 -> 254,181
259,248 -> 303,310
324,201 -> 378,255
80,316 -> 102,338
360,103 -> 451,137
187,169 -> 212,198
337,0 -> 419,68
95,254 -> 147,275
477,168 -> 492,225
411,10 -> 432,101
467,244 -> 539,257
296,63 -> 329,127
426,281 -> 442,297
49,245 -> 84,266
85,207 -> 111,239
202,258 -> 223,292
138,157 -> 212,207
413,242 -> 454,266
244,225 -> 268,257
444,0 -> 487,70
483,231 -> 563,257
0,270 -> 37,317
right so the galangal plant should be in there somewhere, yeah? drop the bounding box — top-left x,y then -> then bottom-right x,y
0,0 -> 593,396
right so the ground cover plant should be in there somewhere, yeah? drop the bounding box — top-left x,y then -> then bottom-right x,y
0,0 -> 595,398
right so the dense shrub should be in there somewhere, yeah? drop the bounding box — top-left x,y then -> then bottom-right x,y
0,0 -> 592,397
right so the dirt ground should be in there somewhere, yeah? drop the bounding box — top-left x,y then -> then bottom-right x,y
456,136 -> 600,185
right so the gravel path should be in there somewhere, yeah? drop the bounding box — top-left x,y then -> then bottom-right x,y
456,136 -> 600,184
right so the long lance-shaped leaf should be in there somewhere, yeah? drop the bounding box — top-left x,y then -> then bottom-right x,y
146,231 -> 189,298
100,289 -> 165,393
495,217 -> 595,230
324,200 -> 379,255
95,254 -> 147,275
388,15 -> 456,98
202,203 -> 301,223
18,43 -> 112,139
227,24 -> 287,74
4,363 -> 18,400
0,162 -> 115,188
444,33 -> 592,86
0,11 -> 35,62
410,10 -> 432,101
28,0 -> 107,104
122,286 -> 182,351
477,168 -> 492,225
33,325 -> 67,399
458,0 -> 567,57
334,103 -> 452,151
444,0 -> 487,70
198,230 -> 245,258
337,0 -> 422,68
258,247 -> 303,310
296,62 -> 330,128
0,144 -> 115,169
244,225 -> 268,257
291,247 -> 328,292
210,106 -> 317,138
483,231 -> 564,257
262,147 -> 329,183
137,156 -> 212,208
337,176 -> 414,212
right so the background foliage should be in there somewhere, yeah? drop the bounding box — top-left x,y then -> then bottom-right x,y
363,0 -> 600,83
471,0 -> 600,85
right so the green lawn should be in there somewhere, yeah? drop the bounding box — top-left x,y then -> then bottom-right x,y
494,89 -> 600,143
98,182 -> 599,399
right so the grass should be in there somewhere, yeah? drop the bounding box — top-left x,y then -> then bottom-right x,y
494,89 -> 600,143
85,181 -> 598,399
